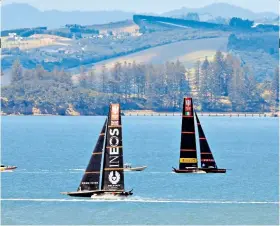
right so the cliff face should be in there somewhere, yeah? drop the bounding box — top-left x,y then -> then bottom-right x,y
65,105 -> 80,116
32,107 -> 41,115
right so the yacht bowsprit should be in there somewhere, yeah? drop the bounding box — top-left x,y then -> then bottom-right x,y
172,97 -> 226,174
61,103 -> 133,197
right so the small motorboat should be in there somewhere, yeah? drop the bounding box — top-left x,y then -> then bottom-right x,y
1,165 -> 17,172
124,163 -> 147,171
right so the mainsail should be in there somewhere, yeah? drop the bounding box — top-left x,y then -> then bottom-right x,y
78,119 -> 107,191
101,104 -> 125,191
179,97 -> 198,169
195,112 -> 217,169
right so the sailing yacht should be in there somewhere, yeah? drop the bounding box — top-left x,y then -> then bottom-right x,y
61,103 -> 133,197
172,97 -> 226,173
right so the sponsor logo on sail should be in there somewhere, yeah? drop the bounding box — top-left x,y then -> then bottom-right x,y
106,127 -> 122,187
180,158 -> 197,163
108,128 -> 120,168
108,171 -> 120,185
111,104 -> 119,121
82,181 -> 98,185
201,159 -> 215,162
185,98 -> 192,116
185,99 -> 191,107
106,105 -> 122,187
111,121 -> 119,126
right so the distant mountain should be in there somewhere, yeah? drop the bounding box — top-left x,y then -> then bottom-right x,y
1,3 -> 134,30
2,3 -> 277,30
162,3 -> 278,20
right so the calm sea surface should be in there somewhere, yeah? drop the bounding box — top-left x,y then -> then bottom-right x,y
1,116 -> 279,225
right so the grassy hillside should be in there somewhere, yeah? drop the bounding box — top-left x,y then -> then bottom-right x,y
77,36 -> 228,74
88,20 -> 139,34
2,34 -> 72,50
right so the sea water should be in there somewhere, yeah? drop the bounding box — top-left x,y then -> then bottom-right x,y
1,116 -> 279,225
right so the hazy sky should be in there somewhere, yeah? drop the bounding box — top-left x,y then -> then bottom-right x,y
3,0 -> 279,13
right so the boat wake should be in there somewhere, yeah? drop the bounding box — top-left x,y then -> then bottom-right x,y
14,169 -> 84,174
90,194 -> 128,200
1,198 -> 278,205
147,172 -> 173,174
194,171 -> 207,174
69,169 -> 84,171
16,171 -> 65,174
68,169 -> 170,174
0,170 -> 15,173
12,169 -> 176,174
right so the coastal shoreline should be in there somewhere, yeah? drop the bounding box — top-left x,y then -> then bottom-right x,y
1,111 -> 279,117
123,111 -> 279,117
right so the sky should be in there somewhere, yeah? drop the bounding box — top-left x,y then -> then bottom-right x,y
2,0 -> 279,13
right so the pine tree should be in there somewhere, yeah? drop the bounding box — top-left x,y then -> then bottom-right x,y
224,54 -> 235,96
100,65 -> 107,93
175,60 -> 189,109
271,66 -> 279,112
79,66 -> 87,88
212,51 -> 226,96
228,58 -> 246,111
110,62 -> 122,97
137,64 -> 146,98
200,57 -> 211,110
131,61 -> 137,97
145,64 -> 158,109
88,68 -> 97,90
11,59 -> 23,82
194,60 -> 201,92
35,65 -> 45,80
120,61 -> 132,102
243,66 -> 262,111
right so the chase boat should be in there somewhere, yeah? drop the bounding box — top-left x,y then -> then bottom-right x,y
0,165 -> 17,172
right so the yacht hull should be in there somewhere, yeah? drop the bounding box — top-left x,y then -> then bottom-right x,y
61,190 -> 133,197
172,167 -> 226,173
201,168 -> 226,173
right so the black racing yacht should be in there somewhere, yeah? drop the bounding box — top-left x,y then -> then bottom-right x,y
173,97 -> 226,173
61,103 -> 133,197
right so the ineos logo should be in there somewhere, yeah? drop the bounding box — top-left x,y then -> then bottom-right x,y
108,171 -> 120,185
109,128 -> 120,167
109,136 -> 119,147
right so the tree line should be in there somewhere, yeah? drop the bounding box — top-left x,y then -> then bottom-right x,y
1,51 -> 278,115
194,51 -> 278,112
